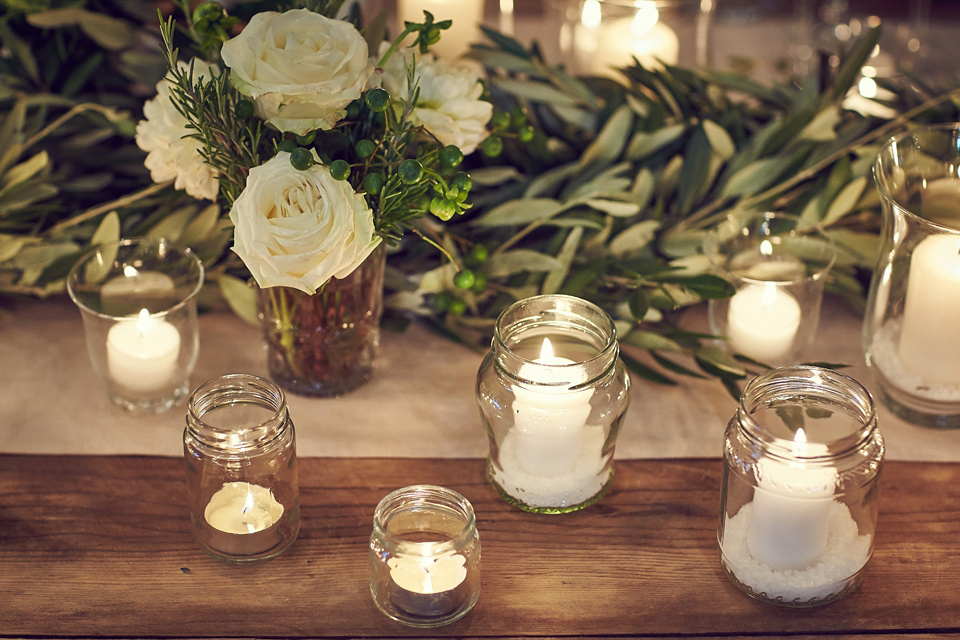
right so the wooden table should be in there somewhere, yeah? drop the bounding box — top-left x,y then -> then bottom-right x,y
3,455 -> 959,639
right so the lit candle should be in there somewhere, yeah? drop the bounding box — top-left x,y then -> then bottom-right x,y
726,282 -> 801,363
397,0 -> 483,59
746,429 -> 837,571
388,553 -> 468,617
106,308 -> 180,393
575,0 -> 679,75
898,233 -> 960,386
511,338 -> 594,476
204,482 -> 285,556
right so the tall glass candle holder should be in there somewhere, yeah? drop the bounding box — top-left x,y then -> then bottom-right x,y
66,237 -> 204,413
865,124 -> 960,428
718,366 -> 884,607
705,211 -> 836,366
184,374 -> 300,562
369,485 -> 481,628
477,294 -> 630,514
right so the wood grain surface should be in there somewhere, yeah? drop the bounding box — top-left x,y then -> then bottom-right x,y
2,455 -> 959,639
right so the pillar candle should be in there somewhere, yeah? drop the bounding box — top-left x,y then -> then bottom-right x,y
575,0 -> 679,75
726,282 -> 801,363
397,0 -> 483,59
106,308 -> 180,393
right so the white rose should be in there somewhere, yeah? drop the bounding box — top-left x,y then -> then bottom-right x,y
229,151 -> 381,294
135,59 -> 219,201
221,9 -> 374,135
376,44 -> 492,155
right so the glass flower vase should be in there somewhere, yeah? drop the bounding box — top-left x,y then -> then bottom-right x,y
257,246 -> 385,397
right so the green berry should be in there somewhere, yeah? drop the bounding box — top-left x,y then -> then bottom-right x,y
452,172 -> 472,193
362,171 -> 384,194
278,138 -> 297,153
480,136 -> 503,158
355,139 -> 376,159
439,145 -> 464,169
447,297 -> 466,315
434,291 -> 454,311
518,124 -> 535,143
469,244 -> 489,263
398,159 -> 423,184
469,272 -> 487,293
510,106 -> 526,127
295,130 -> 316,146
365,88 -> 390,112
289,147 -> 314,170
329,159 -> 351,180
235,99 -> 254,120
346,101 -> 361,119
453,269 -> 475,289
490,110 -> 510,131
429,196 -> 456,221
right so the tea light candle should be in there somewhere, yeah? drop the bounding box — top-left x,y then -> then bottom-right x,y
512,338 -> 594,476
106,308 -> 180,393
726,282 -> 801,363
388,553 -> 468,617
204,481 -> 285,557
397,0 -> 483,59
747,429 -> 837,571
575,0 -> 679,75
898,233 -> 960,386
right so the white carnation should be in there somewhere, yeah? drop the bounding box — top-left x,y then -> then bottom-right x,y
376,44 -> 492,155
135,60 -> 219,201
221,9 -> 374,135
229,151 -> 381,294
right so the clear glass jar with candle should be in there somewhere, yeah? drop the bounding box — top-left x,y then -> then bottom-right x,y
184,374 -> 300,562
477,294 -> 630,514
864,124 -> 960,428
705,211 -> 836,366
369,485 -> 481,628
718,366 -> 884,608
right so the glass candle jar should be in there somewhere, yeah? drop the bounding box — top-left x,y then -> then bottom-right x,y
705,211 -> 836,366
369,485 -> 481,628
66,237 -> 204,413
477,294 -> 631,513
718,366 -> 884,607
184,374 -> 300,562
864,124 -> 960,428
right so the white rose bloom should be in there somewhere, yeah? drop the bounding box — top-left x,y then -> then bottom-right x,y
221,9 -> 374,135
376,43 -> 492,155
135,60 -> 219,201
229,151 -> 381,294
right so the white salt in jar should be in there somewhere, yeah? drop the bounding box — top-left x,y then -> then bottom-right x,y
718,365 -> 884,607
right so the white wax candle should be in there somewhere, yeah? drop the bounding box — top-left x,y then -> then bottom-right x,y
397,0 -> 483,59
575,0 -> 679,75
388,553 -> 468,617
100,267 -> 176,300
512,338 -> 594,476
204,482 -> 284,535
747,429 -> 837,571
726,282 -> 801,363
898,233 -> 960,386
106,308 -> 180,393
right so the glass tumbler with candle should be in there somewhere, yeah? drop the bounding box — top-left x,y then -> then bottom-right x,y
67,237 -> 204,413
864,124 -> 960,428
477,294 -> 630,514
705,211 -> 836,366
369,485 -> 481,628
184,374 -> 300,562
718,365 -> 884,607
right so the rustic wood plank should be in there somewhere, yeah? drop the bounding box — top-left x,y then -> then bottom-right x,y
1,456 -> 959,638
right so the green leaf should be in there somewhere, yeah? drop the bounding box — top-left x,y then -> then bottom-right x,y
821,176 -> 867,226
620,351 -> 677,385
631,169 -> 655,209
541,226 -> 583,295
219,275 -> 259,326
650,351 -> 708,379
702,119 -> 735,160
487,249 -> 563,277
627,289 -> 648,321
677,126 -> 712,215
524,162 -> 578,198
694,345 -> 746,378
0,235 -> 26,263
721,157 -> 790,198
180,204 -> 220,247
609,220 -> 660,257
584,198 -> 641,217
578,104 -> 633,170
831,26 -> 883,102
469,166 -> 522,187
78,12 -> 135,51
478,25 -> 531,59
652,273 -> 736,300
492,78 -> 579,108
798,107 -> 841,142
0,21 -> 39,84
61,52 -> 105,97
91,211 -> 120,246
473,198 -> 563,227
625,124 -> 685,160
622,330 -> 684,353
0,151 -> 49,191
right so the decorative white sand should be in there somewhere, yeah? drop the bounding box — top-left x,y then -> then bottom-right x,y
491,425 -> 609,508
721,500 -> 872,604
871,319 -> 960,402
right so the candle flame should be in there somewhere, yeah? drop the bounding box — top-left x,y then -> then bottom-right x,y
242,490 -> 256,533
123,265 -> 139,278
581,0 -> 601,28
242,490 -> 254,514
539,337 -> 555,360
760,239 -> 774,257
792,428 -> 808,457
760,281 -> 779,306
631,1 -> 659,36
135,308 -> 152,339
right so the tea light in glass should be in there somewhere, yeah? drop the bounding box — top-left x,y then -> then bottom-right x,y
66,237 -> 203,413
718,366 -> 884,607
476,294 -> 630,513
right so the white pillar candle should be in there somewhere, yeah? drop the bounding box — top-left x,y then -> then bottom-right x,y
106,308 -> 180,393
388,553 -> 468,617
898,233 -> 960,386
575,0 -> 679,75
726,282 -> 801,363
511,338 -> 594,476
397,0 -> 484,59
747,429 -> 837,571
